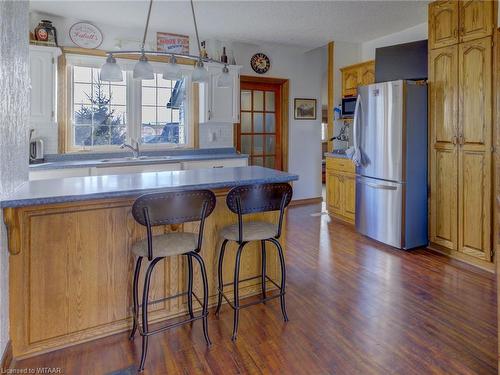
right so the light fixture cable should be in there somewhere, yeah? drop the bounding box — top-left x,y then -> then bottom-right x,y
141,0 -> 154,51
190,0 -> 202,56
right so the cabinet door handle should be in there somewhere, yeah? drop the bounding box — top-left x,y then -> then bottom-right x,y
208,110 -> 212,121
213,165 -> 224,168
452,135 -> 458,145
459,133 -> 464,145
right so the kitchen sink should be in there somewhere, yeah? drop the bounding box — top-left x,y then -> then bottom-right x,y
98,156 -> 173,163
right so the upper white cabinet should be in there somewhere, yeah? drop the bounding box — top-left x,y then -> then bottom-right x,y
29,45 -> 61,125
199,64 -> 241,124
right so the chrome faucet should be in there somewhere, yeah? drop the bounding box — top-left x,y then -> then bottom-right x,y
120,139 -> 140,159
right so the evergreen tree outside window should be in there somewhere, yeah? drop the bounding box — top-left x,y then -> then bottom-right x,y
73,66 -> 127,146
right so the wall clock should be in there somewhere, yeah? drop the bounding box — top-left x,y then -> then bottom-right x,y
250,53 -> 270,74
69,22 -> 103,49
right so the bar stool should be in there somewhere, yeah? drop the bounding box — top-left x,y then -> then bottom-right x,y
215,183 -> 293,341
129,189 -> 216,372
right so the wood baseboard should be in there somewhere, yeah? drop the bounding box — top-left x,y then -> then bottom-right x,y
1,341 -> 12,371
290,197 -> 323,206
427,243 -> 495,273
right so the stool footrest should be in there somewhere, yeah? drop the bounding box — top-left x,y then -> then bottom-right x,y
222,274 -> 280,289
219,274 -> 284,311
132,290 -> 205,336
134,291 -> 203,310
140,312 -> 208,337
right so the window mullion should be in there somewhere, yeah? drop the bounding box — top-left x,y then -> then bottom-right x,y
127,71 -> 141,143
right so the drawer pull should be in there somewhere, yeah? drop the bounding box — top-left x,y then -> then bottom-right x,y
213,166 -> 224,168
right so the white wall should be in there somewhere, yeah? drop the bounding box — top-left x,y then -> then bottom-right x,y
361,22 -> 427,61
231,42 -> 324,200
0,0 -> 30,360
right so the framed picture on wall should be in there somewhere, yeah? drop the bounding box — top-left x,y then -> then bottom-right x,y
294,98 -> 317,120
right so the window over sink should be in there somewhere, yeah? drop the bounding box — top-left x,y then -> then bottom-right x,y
66,55 -> 193,152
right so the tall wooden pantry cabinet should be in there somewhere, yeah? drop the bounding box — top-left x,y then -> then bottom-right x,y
428,0 -> 495,269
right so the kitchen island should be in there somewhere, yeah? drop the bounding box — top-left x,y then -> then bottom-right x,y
2,166 -> 298,359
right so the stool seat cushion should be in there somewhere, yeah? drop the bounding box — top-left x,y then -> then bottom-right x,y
132,232 -> 198,258
220,221 -> 277,242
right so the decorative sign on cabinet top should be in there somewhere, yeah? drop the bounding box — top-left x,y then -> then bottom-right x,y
69,22 -> 103,49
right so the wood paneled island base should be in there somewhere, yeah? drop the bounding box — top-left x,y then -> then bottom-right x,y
4,190 -> 284,359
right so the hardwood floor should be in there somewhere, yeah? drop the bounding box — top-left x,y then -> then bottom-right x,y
11,203 -> 497,374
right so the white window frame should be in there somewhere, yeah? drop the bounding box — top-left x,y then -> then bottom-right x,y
65,54 -> 195,153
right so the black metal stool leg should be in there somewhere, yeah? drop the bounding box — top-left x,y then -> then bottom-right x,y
130,256 -> 143,340
269,238 -> 289,322
261,240 -> 267,302
186,254 -> 194,319
232,242 -> 247,341
215,239 -> 228,316
191,252 -> 212,347
138,257 -> 163,373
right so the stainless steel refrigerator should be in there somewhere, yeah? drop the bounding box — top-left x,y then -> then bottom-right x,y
353,80 -> 428,249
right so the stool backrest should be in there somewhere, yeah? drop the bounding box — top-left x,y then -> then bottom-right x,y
226,183 -> 293,243
132,190 -> 216,259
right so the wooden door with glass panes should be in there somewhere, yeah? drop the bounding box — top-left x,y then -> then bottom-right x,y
238,82 -> 282,170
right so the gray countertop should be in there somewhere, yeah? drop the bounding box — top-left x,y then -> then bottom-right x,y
30,151 -> 248,170
1,166 -> 299,208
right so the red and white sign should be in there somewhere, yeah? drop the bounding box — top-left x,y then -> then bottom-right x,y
69,22 -> 103,49
157,32 -> 189,54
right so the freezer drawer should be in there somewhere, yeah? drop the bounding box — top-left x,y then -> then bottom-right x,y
355,176 -> 403,248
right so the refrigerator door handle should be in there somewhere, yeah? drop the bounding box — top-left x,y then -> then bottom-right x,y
348,94 -> 362,166
365,182 -> 397,190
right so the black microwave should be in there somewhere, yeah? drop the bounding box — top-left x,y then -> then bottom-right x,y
341,97 -> 357,118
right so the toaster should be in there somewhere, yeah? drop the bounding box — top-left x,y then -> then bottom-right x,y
30,138 -> 44,163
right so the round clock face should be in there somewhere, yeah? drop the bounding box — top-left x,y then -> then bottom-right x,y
250,53 -> 270,74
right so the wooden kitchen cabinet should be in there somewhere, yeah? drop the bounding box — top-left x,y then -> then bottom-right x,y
327,172 -> 343,216
428,0 -> 493,50
459,0 -> 494,43
428,34 -> 493,268
340,60 -> 375,98
457,36 -> 492,260
359,61 -> 375,86
341,66 -> 359,97
428,1 -> 459,49
326,156 -> 356,224
429,45 -> 459,251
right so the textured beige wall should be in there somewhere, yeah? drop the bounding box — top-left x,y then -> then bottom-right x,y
0,0 -> 30,357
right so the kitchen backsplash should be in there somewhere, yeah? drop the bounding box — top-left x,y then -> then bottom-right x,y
198,122 -> 234,149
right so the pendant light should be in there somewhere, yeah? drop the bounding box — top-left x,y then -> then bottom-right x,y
102,0 -> 232,86
217,64 -> 232,88
133,51 -> 154,80
133,0 -> 154,80
163,54 -> 182,80
192,59 -> 209,83
100,54 -> 123,82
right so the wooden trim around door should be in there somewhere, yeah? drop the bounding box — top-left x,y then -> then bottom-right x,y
240,75 -> 289,171
327,42 -> 334,152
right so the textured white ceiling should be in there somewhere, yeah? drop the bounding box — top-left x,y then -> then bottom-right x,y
30,0 -> 429,48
